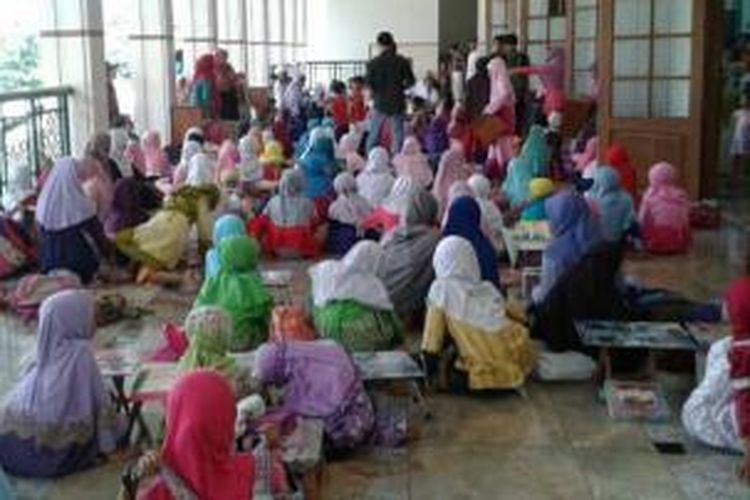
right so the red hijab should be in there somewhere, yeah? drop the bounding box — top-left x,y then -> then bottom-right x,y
144,370 -> 253,500
193,54 -> 220,116
605,144 -> 638,201
725,278 -> 750,340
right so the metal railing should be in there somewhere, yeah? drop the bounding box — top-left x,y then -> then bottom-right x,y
0,86 -> 73,199
295,60 -> 367,88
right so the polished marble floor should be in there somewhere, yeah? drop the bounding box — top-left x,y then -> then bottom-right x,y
2,224 -> 750,499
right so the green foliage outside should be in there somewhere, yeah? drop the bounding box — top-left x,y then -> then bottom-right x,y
0,36 -> 42,93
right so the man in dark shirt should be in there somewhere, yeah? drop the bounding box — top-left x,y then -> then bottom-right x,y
365,31 -> 416,154
494,34 -> 531,135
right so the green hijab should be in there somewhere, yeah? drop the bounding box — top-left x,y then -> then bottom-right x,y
520,125 -> 550,178
194,235 -> 273,350
179,306 -> 236,374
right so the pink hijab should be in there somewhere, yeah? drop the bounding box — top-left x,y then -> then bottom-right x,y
124,140 -> 146,177
574,137 -> 598,172
433,147 -> 472,218
143,131 -> 170,177
216,140 -> 240,180
638,162 -> 690,226
392,136 -> 433,188
485,56 -> 515,115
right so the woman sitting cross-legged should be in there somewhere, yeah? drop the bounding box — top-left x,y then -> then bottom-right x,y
326,172 -> 373,256
309,241 -> 403,352
0,290 -> 124,477
422,236 -> 535,392
194,235 -> 273,351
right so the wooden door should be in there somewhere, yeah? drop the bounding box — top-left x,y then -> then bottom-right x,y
597,0 -> 719,198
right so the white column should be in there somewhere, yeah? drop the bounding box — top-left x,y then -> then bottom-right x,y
39,0 -> 108,156
131,0 -> 175,142
478,0 -> 493,53
182,0 -> 219,71
218,0 -> 248,75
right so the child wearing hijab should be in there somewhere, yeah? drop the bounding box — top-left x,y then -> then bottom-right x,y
142,131 -> 170,178
179,306 -> 237,377
362,176 -> 417,235
310,241 -> 403,351
589,166 -> 636,243
422,236 -> 535,391
327,172 -> 372,255
424,99 -> 452,169
194,235 -> 273,350
259,140 -> 286,183
605,144 -> 638,202
443,196 -> 500,288
298,127 -> 337,216
0,290 -> 124,477
393,136 -> 434,189
433,147 -> 473,219
521,177 -> 556,221
337,131 -> 366,174
116,154 -> 220,281
683,278 -> 750,479
502,125 -> 550,207
205,214 -> 247,279
638,162 -> 691,254
136,370 -> 254,499
357,147 -> 396,207
379,189 -> 441,319
36,158 -> 110,283
216,139 -> 240,182
469,173 -> 506,252
532,191 -> 601,304
249,169 -> 321,258
105,177 -> 162,240
254,341 -> 374,450
172,127 -> 205,188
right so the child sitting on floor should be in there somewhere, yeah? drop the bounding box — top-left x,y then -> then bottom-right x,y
327,172 -> 372,255
638,162 -> 691,254
521,177 -> 556,221
259,140 -> 286,182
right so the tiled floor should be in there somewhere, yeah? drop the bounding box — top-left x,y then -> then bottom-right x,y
2,224 -> 750,499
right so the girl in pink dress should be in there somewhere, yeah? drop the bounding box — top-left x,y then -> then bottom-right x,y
638,162 -> 691,254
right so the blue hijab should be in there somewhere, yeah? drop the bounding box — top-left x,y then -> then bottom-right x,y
443,196 -> 499,287
294,118 -> 321,159
205,214 -> 247,278
590,166 -> 635,243
299,128 -> 336,199
545,190 -> 601,272
502,125 -> 550,207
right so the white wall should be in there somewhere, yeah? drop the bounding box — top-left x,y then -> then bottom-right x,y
306,0 -> 439,77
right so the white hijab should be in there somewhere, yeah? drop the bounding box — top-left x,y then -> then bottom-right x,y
186,153 -> 216,187
309,241 -> 393,311
36,158 -> 97,231
357,147 -> 395,206
427,236 -> 509,331
382,176 -> 417,216
109,128 -> 132,177
328,172 -> 372,225
238,136 -> 262,183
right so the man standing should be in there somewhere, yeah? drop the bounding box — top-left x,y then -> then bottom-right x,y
366,31 -> 416,154
465,39 -> 483,81
494,34 -> 530,135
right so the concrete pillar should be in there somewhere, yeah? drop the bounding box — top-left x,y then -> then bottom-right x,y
131,0 -> 175,141
477,0 -> 493,53
218,0 -> 249,75
182,0 -> 219,71
39,0 -> 108,156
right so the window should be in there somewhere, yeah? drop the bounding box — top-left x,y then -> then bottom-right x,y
612,0 -> 693,118
525,0 -> 566,65
247,0 -> 268,86
491,0 -> 516,36
571,0 -> 597,97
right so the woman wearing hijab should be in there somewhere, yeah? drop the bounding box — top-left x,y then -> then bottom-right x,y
205,214 -> 247,279
520,177 -> 556,222
254,341 -> 374,450
137,370 -> 254,499
532,190 -> 601,304
443,196 -> 500,288
116,154 -> 220,279
638,162 -> 691,254
85,132 -> 122,183
105,177 -> 161,240
142,131 -> 170,178
249,169 -> 321,258
337,131 -> 366,174
393,136 -> 433,189
605,144 -> 638,201
483,55 -> 516,171
589,166 -> 636,243
310,241 -> 403,351
173,127 -> 205,188
433,147 -> 473,219
327,172 -> 372,255
179,306 -> 236,378
683,278 -> 750,479
379,189 -> 440,319
36,158 -> 110,284
357,147 -> 396,207
298,127 -> 337,216
362,176 -> 417,235
194,235 -> 273,351
0,290 -> 123,477
216,139 -> 240,183
502,125 -> 550,207
190,53 -> 219,117
109,127 -> 132,178
422,237 -> 535,391
468,173 -> 505,253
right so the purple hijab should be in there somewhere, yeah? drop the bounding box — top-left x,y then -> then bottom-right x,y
254,341 -> 360,417
36,157 -> 96,231
105,178 -> 150,237
545,190 -> 601,270
0,290 -> 118,452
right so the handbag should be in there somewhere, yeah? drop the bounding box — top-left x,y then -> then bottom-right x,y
473,114 -> 510,147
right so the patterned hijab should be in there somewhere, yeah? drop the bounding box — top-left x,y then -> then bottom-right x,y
179,306 -> 236,374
